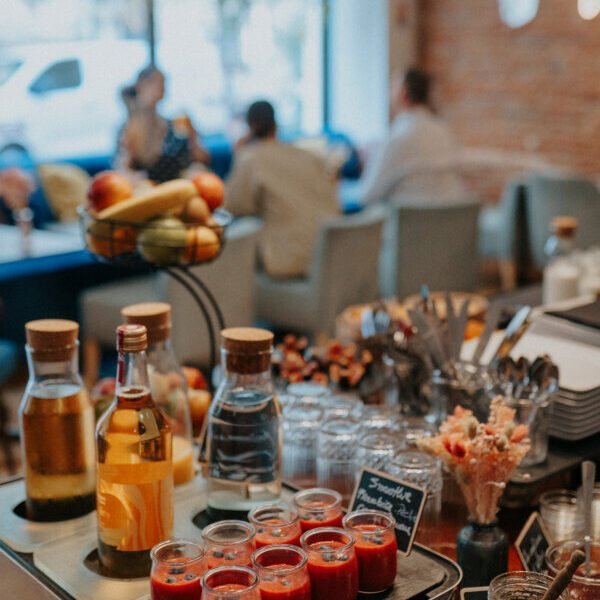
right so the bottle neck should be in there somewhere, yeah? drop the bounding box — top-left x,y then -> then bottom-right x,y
26,347 -> 81,386
146,338 -> 179,368
116,349 -> 153,404
221,365 -> 274,392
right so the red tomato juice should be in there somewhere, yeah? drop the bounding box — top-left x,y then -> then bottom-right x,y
298,512 -> 343,533
259,578 -> 311,600
151,574 -> 202,600
352,524 -> 397,593
306,541 -> 358,600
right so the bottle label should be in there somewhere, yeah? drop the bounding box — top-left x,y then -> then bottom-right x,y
97,461 -> 173,552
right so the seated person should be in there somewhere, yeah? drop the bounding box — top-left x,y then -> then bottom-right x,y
225,100 -> 340,278
359,68 -> 467,206
115,66 -> 210,183
0,167 -> 35,223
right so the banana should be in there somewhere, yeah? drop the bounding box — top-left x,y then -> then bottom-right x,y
97,179 -> 198,223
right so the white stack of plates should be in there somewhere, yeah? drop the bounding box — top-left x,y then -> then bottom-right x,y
550,386 -> 600,441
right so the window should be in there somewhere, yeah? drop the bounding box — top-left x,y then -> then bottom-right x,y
154,0 -> 325,136
30,59 -> 82,93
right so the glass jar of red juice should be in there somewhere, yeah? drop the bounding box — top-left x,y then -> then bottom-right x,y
151,539 -> 206,600
202,566 -> 261,600
203,520 -> 256,570
293,488 -> 343,532
343,510 -> 397,593
300,527 -> 358,600
249,503 -> 302,548
252,544 -> 311,600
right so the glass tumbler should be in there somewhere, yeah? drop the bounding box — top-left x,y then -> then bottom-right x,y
360,405 -> 403,434
293,488 -> 343,532
301,527 -> 359,600
546,540 -> 600,600
282,402 -> 322,488
316,418 -> 360,502
202,520 -> 256,569
150,539 -> 206,600
202,565 -> 261,600
539,490 -> 584,542
355,432 -> 404,473
343,510 -> 397,593
249,503 -> 302,548
488,571 -> 569,599
322,394 -> 364,420
386,451 -> 442,548
507,392 -> 553,467
252,544 -> 311,600
577,483 -> 600,540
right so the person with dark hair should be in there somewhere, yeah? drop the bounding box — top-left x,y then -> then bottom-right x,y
225,100 -> 339,278
359,67 -> 466,205
115,66 -> 210,182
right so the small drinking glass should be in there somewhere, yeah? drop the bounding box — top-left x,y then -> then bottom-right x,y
150,539 -> 206,600
577,483 -> 600,541
316,418 -> 360,502
286,382 -> 329,402
539,490 -> 584,542
403,417 -> 436,449
249,503 -> 302,548
322,394 -> 364,420
386,451 -> 442,548
343,510 -> 397,593
300,527 -> 359,600
360,405 -> 403,433
488,571 -> 569,599
282,402 -> 322,487
252,544 -> 311,600
507,392 -> 552,467
356,431 -> 404,473
293,488 -> 343,532
202,520 -> 256,569
202,565 -> 261,600
546,540 -> 600,600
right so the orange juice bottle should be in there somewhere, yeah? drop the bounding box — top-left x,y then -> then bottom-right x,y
121,302 -> 195,485
96,324 -> 173,578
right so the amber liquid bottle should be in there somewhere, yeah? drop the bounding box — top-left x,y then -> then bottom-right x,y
19,319 -> 96,521
96,324 -> 173,578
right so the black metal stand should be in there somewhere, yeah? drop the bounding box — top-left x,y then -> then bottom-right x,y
165,266 -> 225,381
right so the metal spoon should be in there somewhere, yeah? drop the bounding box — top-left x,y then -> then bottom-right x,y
582,460 -> 596,577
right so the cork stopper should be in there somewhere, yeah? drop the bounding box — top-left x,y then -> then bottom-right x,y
221,327 -> 274,374
551,216 -> 578,238
116,324 -> 148,353
25,319 -> 79,362
121,302 -> 171,343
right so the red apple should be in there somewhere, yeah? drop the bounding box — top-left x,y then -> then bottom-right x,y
88,171 -> 133,213
182,366 -> 207,390
192,172 -> 224,212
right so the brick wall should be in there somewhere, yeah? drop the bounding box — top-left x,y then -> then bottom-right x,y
419,0 -> 600,202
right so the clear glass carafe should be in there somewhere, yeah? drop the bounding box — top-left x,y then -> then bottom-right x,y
19,319 -> 95,521
122,302 -> 195,486
206,328 -> 281,519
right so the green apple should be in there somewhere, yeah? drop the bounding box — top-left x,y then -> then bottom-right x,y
138,215 -> 188,265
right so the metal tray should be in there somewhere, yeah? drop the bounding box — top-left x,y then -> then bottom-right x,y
0,478 -> 461,600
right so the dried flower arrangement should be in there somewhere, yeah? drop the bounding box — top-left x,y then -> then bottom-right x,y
418,397 -> 531,524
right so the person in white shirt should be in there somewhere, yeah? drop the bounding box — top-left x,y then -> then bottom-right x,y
225,101 -> 340,278
360,68 -> 467,206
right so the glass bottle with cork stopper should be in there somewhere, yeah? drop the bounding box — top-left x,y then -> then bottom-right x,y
96,323 -> 173,578
19,319 -> 96,521
206,327 -> 281,521
121,302 -> 195,485
543,216 -> 581,304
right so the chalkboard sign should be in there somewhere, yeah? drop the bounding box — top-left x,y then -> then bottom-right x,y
350,467 -> 426,556
460,587 -> 489,600
515,511 -> 552,573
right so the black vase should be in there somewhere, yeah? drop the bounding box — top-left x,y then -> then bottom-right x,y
457,520 -> 508,587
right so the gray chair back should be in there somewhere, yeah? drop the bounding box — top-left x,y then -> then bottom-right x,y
311,207 -> 385,335
380,201 -> 481,299
525,174 -> 600,269
167,217 -> 261,365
